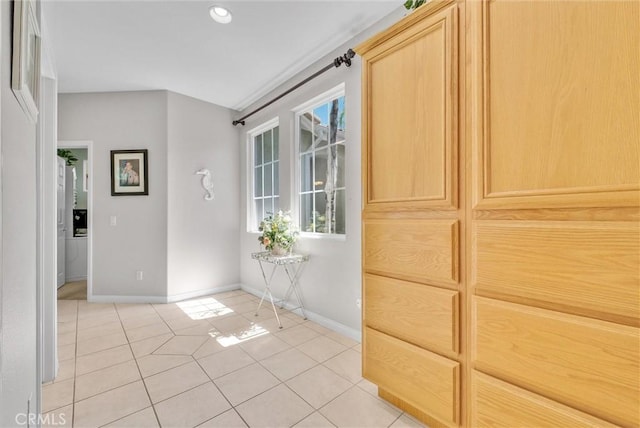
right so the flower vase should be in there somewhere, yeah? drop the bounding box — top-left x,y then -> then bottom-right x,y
270,244 -> 287,256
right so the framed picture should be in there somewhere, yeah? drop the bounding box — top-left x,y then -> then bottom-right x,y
12,0 -> 41,123
111,150 -> 149,196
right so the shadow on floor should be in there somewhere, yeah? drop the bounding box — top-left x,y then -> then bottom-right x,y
58,280 -> 87,300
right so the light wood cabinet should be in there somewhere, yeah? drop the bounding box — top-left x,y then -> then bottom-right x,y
357,0 -> 639,426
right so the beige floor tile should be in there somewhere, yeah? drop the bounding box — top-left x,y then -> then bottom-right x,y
214,363 -> 280,406
252,316 -> 298,333
57,330 -> 76,346
259,348 -> 317,381
235,384 -> 313,428
325,331 -> 359,348
239,334 -> 290,360
125,322 -> 173,342
353,343 -> 362,353
244,306 -> 279,322
357,378 -> 379,397
153,304 -> 187,320
209,314 -> 255,334
129,333 -> 174,358
58,343 -> 76,361
54,358 -> 75,382
143,361 -> 209,403
192,337 -> 226,360
76,321 -> 124,343
320,386 -> 401,428
164,314 -> 205,331
323,349 -> 362,384
293,411 -> 336,427
297,335 -> 347,362
104,406 -> 159,427
77,312 -> 120,330
210,290 -> 245,299
57,321 -> 77,334
226,300 -> 258,314
116,303 -> 157,319
281,311 -> 307,324
120,312 -> 163,330
390,413 -> 426,427
75,360 -> 141,401
75,344 -> 133,376
154,382 -> 231,428
286,365 -> 352,409
196,408 -> 247,427
173,322 -> 219,336
153,335 -> 208,355
73,380 -> 151,428
303,321 -> 333,335
57,310 -> 78,324
76,330 -> 128,356
41,404 -> 72,428
197,346 -> 255,379
42,378 -> 74,412
137,354 -> 193,378
275,323 -> 320,346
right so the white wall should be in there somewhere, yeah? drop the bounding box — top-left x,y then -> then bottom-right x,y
58,91 -> 169,298
1,0 -> 40,422
238,8 -> 404,338
166,92 -> 240,299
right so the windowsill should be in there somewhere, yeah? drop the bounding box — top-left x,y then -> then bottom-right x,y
299,232 -> 347,242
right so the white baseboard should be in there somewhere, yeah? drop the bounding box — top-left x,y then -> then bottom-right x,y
64,275 -> 87,283
89,283 -> 242,304
166,283 -> 242,303
240,283 -> 361,342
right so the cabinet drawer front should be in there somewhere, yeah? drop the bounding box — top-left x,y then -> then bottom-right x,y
365,274 -> 458,354
364,219 -> 459,286
364,328 -> 459,425
474,221 -> 640,323
472,371 -> 618,428
472,297 -> 640,427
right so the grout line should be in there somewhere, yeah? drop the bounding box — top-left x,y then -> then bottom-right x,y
72,299 -> 79,428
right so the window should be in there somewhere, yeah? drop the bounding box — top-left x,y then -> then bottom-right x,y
296,87 -> 346,235
249,119 -> 279,231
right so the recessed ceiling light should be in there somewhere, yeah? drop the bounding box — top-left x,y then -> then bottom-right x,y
209,5 -> 232,24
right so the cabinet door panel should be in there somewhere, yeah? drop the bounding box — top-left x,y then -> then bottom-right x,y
365,274 -> 458,355
365,328 -> 459,426
472,297 -> 640,427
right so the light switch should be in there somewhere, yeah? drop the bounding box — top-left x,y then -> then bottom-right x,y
110,216 -> 117,226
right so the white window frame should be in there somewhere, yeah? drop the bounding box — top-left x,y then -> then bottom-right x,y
293,83 -> 346,239
247,117 -> 279,233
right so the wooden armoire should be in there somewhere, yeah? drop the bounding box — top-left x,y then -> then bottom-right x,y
356,1 -> 639,427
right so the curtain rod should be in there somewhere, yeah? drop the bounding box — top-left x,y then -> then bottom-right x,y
232,49 -> 356,126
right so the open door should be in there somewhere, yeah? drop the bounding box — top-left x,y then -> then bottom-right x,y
57,157 -> 65,288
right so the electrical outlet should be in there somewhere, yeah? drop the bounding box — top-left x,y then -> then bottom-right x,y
136,271 -> 143,281
356,298 -> 361,309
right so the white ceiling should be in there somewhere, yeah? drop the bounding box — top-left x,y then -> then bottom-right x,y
42,1 -> 400,111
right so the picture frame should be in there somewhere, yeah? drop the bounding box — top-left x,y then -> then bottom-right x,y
111,150 -> 149,196
12,0 -> 41,123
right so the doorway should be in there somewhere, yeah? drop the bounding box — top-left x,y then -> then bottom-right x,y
57,141 -> 94,302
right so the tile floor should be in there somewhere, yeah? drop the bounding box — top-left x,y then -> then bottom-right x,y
43,290 -> 425,428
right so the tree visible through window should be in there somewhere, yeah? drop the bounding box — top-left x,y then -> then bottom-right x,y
298,94 -> 345,235
251,123 -> 279,231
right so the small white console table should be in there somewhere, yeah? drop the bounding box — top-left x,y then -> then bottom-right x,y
251,251 -> 309,328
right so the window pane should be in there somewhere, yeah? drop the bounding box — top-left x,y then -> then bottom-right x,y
300,153 -> 314,192
336,144 -> 345,188
300,193 -> 314,233
337,96 -> 346,140
264,198 -> 273,218
314,192 -> 328,233
273,161 -> 279,196
300,119 -> 313,152
314,148 -> 328,191
273,127 -> 279,161
254,166 -> 263,197
335,189 -> 346,234
313,104 -> 328,149
254,134 -> 263,165
254,199 -> 263,227
264,163 -> 273,196
263,130 -> 273,163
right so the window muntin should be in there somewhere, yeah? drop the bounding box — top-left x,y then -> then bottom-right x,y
250,123 -> 279,231
297,94 -> 346,235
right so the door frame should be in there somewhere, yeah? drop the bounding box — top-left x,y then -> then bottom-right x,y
58,140 -> 94,302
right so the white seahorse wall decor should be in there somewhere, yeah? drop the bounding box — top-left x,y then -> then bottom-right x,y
195,168 -> 215,201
